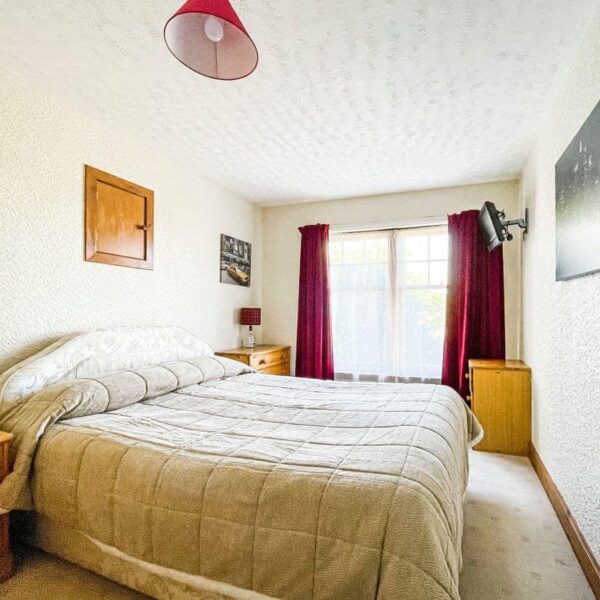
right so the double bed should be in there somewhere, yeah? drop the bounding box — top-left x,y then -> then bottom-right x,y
0,326 -> 482,600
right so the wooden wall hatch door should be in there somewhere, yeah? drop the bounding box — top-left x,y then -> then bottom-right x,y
85,165 -> 154,270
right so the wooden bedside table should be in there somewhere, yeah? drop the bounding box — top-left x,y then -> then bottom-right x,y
0,431 -> 14,582
468,359 -> 531,456
216,345 -> 291,376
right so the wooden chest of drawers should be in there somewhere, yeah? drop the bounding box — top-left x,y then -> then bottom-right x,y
216,345 -> 291,376
468,359 -> 531,456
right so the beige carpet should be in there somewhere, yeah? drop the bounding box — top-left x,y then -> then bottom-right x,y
460,451 -> 594,599
0,451 -> 594,599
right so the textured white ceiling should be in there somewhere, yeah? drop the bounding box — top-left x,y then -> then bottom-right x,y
0,1 -> 595,204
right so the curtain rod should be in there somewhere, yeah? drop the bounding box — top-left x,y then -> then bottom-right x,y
330,215 -> 448,234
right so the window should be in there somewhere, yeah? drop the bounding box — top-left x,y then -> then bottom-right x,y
329,225 -> 448,382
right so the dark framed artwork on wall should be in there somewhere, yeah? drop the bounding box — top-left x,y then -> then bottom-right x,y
555,100 -> 600,281
220,234 -> 251,287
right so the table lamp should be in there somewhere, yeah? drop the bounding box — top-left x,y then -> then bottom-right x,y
240,307 -> 261,348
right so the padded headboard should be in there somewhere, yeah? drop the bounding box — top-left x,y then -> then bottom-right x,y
0,326 -> 214,406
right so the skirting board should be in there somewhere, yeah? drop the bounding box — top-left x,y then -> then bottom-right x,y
530,442 -> 600,599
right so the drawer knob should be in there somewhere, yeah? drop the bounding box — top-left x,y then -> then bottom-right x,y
259,359 -> 266,365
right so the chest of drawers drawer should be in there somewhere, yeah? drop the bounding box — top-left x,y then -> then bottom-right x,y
216,345 -> 291,376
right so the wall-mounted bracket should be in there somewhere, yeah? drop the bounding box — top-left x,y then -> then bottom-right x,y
499,208 -> 528,241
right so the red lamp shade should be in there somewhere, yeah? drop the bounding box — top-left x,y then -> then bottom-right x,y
240,307 -> 261,326
164,0 -> 258,80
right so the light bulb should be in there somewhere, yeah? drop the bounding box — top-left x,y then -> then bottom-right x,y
204,16 -> 224,43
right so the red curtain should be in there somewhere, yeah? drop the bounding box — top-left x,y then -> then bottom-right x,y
296,224 -> 334,380
442,210 -> 505,398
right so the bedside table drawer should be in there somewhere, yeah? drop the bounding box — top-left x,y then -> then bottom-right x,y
250,348 -> 289,370
259,363 -> 291,376
216,345 -> 292,376
219,353 -> 251,366
0,431 -> 14,582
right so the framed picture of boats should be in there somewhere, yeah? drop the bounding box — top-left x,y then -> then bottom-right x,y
220,234 -> 251,287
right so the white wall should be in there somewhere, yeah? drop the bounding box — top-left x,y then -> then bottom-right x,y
520,9 -> 600,561
0,73 -> 261,373
261,180 -> 522,371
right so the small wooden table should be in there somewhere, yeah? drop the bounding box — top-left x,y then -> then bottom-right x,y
216,345 -> 291,376
468,359 -> 531,456
0,431 -> 14,582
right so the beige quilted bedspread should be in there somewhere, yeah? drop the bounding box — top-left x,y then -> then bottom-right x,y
0,355 -> 481,600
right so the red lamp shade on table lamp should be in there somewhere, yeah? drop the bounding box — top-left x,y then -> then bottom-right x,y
240,307 -> 261,348
240,307 -> 261,326
164,0 -> 258,80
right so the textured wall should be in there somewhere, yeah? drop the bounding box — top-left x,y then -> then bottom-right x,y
261,180 -> 522,371
521,9 -> 600,562
0,73 -> 261,373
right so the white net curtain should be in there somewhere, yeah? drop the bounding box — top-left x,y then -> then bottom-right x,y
329,226 -> 449,383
